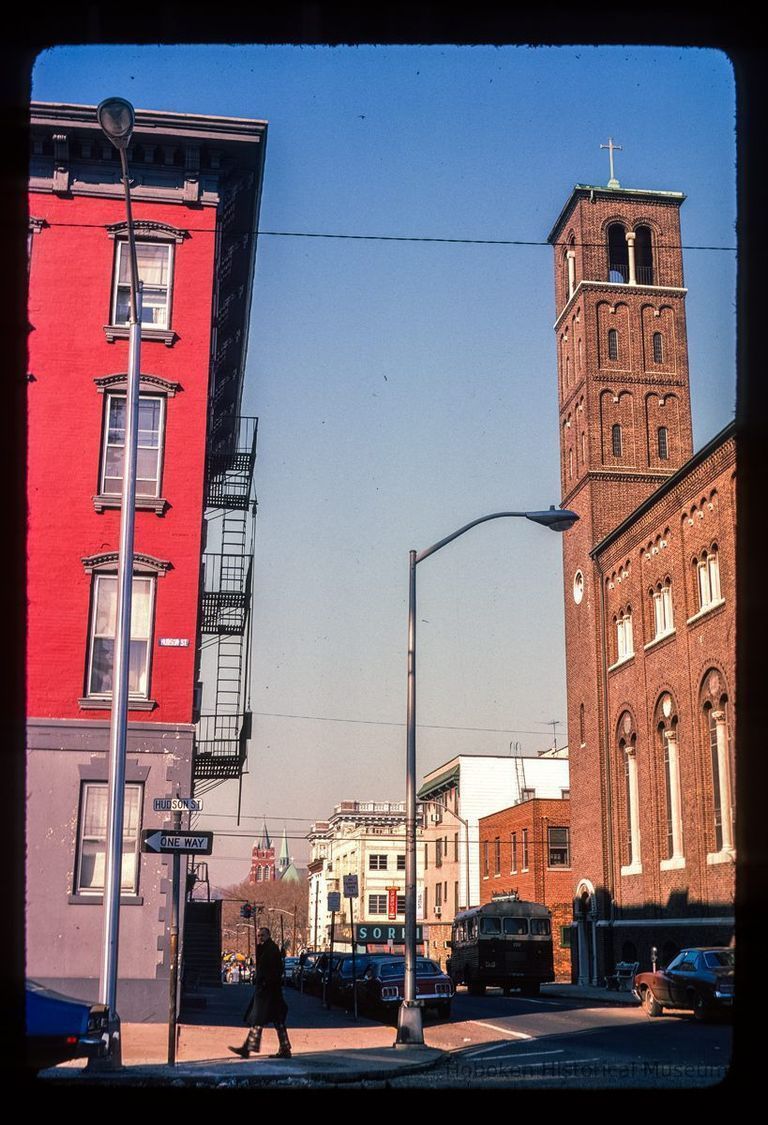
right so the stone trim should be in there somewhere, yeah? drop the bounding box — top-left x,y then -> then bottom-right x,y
94,373 -> 181,397
106,219 -> 188,243
92,494 -> 168,516
68,894 -> 144,906
686,599 -> 726,627
643,629 -> 676,653
103,324 -> 177,346
78,697 -> 158,712
81,550 -> 171,575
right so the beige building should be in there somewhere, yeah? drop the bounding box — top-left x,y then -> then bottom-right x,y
307,801 -> 424,951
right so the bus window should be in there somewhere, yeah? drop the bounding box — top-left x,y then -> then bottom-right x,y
503,917 -> 528,935
468,918 -> 478,940
530,918 -> 551,935
480,917 -> 502,935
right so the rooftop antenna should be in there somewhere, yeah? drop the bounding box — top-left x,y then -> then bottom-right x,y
537,719 -> 561,751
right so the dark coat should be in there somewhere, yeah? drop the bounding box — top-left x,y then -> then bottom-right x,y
244,939 -> 288,1027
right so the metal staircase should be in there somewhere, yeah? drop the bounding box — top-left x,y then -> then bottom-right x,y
193,415 -> 257,788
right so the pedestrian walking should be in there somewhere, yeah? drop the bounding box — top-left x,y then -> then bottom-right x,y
230,925 -> 291,1059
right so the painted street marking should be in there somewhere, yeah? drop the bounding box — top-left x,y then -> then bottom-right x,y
472,1021 -> 532,1040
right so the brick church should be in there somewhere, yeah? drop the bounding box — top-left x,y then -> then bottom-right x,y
549,161 -> 735,983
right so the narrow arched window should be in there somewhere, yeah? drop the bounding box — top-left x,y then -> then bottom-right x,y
636,226 -> 654,284
612,423 -> 622,457
653,332 -> 663,363
658,426 -> 669,460
608,328 -> 619,361
607,223 -> 628,283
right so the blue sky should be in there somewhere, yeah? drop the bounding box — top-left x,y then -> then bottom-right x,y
32,45 -> 736,883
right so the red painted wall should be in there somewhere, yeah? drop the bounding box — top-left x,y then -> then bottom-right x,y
27,193 -> 217,723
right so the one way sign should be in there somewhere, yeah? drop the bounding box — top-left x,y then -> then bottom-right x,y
141,830 -> 214,855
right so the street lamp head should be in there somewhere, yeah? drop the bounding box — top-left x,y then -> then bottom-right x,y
97,97 -> 135,150
525,505 -> 579,533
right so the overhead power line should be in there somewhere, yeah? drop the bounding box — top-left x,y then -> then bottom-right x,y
35,219 -> 737,252
250,709 -> 567,736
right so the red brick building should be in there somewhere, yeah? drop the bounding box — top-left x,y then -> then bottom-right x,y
479,799 -> 572,980
548,177 -> 735,983
26,103 -> 266,1018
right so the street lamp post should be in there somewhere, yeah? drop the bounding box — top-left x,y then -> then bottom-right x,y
396,506 -> 578,1047
95,97 -> 142,1067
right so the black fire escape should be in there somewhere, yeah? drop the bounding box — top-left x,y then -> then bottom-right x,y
193,411 -> 257,791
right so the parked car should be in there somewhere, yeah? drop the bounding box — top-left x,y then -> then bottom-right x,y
282,956 -> 300,986
633,947 -> 734,1021
357,956 -> 454,1021
25,980 -> 109,1069
292,951 -> 322,992
328,952 -> 398,1008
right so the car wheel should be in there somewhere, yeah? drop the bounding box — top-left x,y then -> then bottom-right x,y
643,987 -> 663,1017
502,986 -> 512,996
438,1002 -> 452,1019
692,992 -> 710,1022
520,982 -> 540,997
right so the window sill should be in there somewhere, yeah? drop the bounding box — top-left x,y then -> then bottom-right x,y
103,324 -> 177,347
620,863 -> 643,877
93,494 -> 169,516
547,865 -> 572,871
686,599 -> 726,627
644,629 -> 676,653
78,697 -> 158,712
68,894 -> 144,905
660,855 -> 686,871
706,848 -> 736,866
608,654 -> 635,673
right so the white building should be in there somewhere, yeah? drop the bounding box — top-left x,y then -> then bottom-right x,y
306,800 -> 424,951
418,752 -> 570,928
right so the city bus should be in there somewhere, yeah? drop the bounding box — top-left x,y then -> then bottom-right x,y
447,896 -> 555,996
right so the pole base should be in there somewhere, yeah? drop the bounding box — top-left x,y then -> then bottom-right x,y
394,1000 -> 424,1046
86,1015 -> 122,1070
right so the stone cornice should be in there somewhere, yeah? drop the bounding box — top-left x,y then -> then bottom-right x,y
93,373 -> 181,397
103,325 -> 177,347
81,550 -> 172,575
107,219 -> 188,243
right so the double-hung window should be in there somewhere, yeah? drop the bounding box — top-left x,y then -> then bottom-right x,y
369,853 -> 388,870
368,894 -> 387,915
101,393 -> 165,498
87,574 -> 154,698
112,241 -> 173,329
548,826 -> 571,867
75,781 -> 142,895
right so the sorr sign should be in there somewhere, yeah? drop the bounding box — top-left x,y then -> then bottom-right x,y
354,924 -> 423,944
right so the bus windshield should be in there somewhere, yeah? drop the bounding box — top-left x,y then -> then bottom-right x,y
503,917 -> 528,935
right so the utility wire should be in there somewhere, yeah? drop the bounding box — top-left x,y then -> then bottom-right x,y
249,709 -> 566,735
33,219 -> 737,252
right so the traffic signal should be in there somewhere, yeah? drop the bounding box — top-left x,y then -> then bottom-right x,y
240,903 -> 253,919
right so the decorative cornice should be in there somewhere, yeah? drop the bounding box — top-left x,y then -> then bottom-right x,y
81,551 -> 172,575
553,280 -> 687,332
106,219 -> 188,243
103,325 -> 177,347
93,373 -> 181,397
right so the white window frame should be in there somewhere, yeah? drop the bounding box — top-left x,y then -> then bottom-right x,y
620,746 -> 642,875
75,781 -> 142,895
652,581 -> 674,640
86,573 -> 155,699
697,550 -> 721,610
616,609 -> 634,662
111,239 -> 174,330
547,826 -> 571,868
100,392 -> 166,499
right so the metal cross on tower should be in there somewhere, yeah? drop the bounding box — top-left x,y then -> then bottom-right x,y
600,137 -> 623,188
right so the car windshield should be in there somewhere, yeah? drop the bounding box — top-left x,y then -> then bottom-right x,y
703,950 -> 734,969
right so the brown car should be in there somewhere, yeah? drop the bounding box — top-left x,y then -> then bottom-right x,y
633,947 -> 734,1021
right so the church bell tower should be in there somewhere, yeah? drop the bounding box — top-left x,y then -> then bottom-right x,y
547,147 -> 694,930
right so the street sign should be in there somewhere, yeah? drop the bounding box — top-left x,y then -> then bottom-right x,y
343,874 -> 359,898
354,924 -> 423,944
152,797 -> 203,812
327,891 -> 341,912
141,830 -> 213,855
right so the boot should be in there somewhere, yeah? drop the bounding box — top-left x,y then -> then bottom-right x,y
229,1026 -> 262,1058
270,1024 -> 292,1059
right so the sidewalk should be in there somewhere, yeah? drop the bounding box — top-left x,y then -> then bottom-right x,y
35,980 -> 638,1086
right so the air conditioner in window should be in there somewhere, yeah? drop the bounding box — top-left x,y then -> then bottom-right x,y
434,906 -> 442,917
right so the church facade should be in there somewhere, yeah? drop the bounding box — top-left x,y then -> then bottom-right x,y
549,174 -> 736,983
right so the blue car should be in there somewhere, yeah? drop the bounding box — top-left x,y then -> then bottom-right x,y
26,980 -> 109,1068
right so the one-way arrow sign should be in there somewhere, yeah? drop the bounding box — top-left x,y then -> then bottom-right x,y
141,830 -> 214,855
